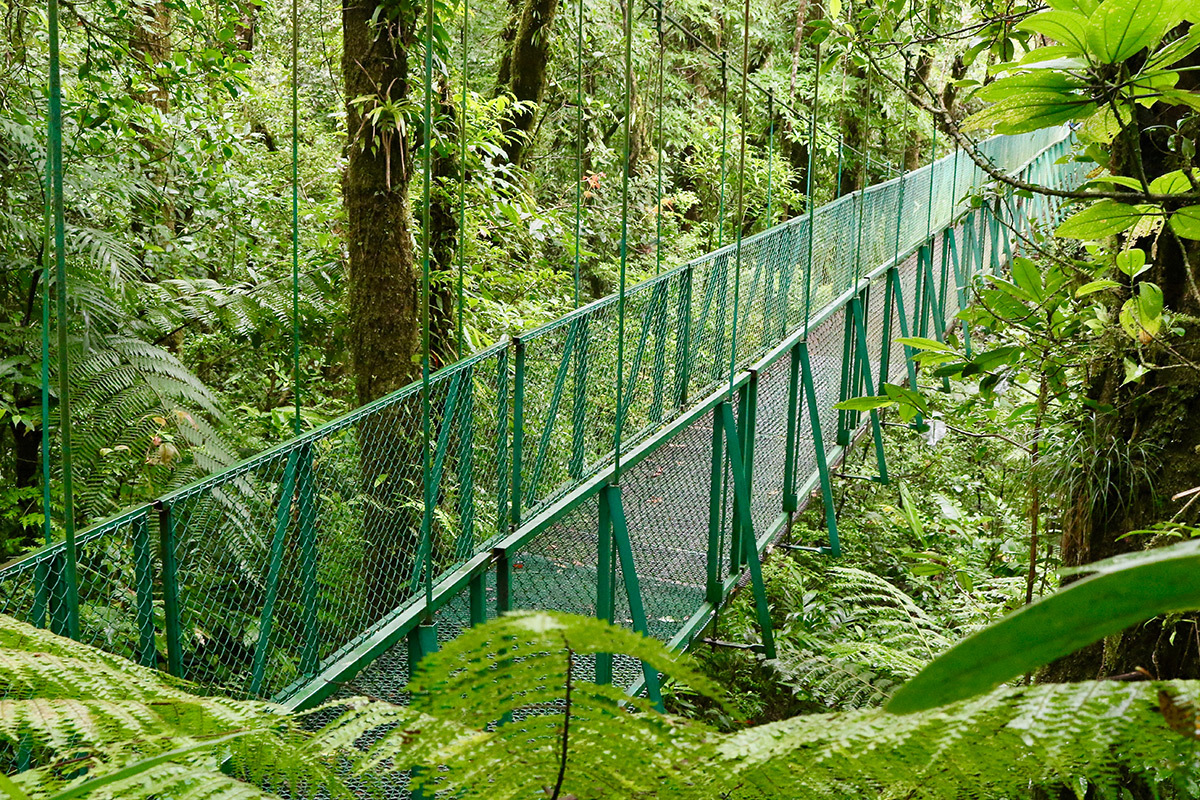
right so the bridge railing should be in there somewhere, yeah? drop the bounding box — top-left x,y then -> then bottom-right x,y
0,129 -> 1082,704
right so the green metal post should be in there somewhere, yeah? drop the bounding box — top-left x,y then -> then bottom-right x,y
782,343 -> 800,513
674,264 -> 694,409
131,514 -> 156,668
706,405 -> 725,606
719,404 -> 775,659
836,304 -> 854,446
851,298 -> 888,485
455,366 -> 477,559
249,450 -> 299,696
798,342 -> 840,556
469,571 -> 487,626
297,443 -> 319,675
570,318 -> 589,480
603,484 -> 664,710
496,347 -> 510,533
48,0 -> 79,641
407,620 -> 439,682
596,486 -> 615,685
495,547 -> 512,614
510,337 -> 525,529
156,501 -> 183,677
878,266 -> 897,389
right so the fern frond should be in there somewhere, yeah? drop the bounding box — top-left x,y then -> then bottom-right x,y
720,680 -> 1200,799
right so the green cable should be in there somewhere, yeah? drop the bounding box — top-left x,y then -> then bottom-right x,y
716,54 -> 727,249
834,137 -> 843,199
852,64 -> 870,288
457,0 -> 469,352
420,0 -> 435,610
41,173 -> 51,550
613,0 -> 633,481
654,0 -> 665,274
573,0 -> 584,308
727,0 -> 749,395
47,0 -> 79,640
291,0 -> 301,435
765,90 -> 773,230
801,40 -> 820,332
925,119 -> 938,241
891,97 -> 909,269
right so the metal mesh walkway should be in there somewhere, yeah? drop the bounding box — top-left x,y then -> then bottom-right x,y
0,129 -> 1085,708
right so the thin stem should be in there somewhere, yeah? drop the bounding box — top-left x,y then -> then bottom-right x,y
549,646 -> 574,800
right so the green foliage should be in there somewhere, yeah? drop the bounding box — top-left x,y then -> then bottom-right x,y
890,535 -> 1200,713
5,610 -> 1200,799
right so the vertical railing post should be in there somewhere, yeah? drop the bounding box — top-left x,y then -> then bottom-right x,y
297,443 -> 320,676
596,489 -> 615,685
570,318 -> 589,480
782,342 -> 801,513
674,264 -> 695,409
469,570 -> 487,626
878,266 -> 897,389
836,304 -> 854,446
706,405 -> 725,606
730,369 -> 757,570
510,337 -> 525,529
155,500 -> 183,678
495,547 -> 512,614
131,513 -> 156,668
496,346 -> 510,535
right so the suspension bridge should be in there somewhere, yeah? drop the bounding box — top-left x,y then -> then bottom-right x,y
0,112 -> 1083,709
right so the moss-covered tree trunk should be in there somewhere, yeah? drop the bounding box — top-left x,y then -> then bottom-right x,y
494,0 -> 561,166
1044,49 -> 1200,683
343,0 -> 422,615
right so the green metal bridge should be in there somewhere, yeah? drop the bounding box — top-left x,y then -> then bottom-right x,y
0,127 -> 1083,711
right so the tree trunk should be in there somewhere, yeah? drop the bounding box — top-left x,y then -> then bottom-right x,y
343,0 -> 421,614
1043,46 -> 1200,683
494,0 -> 561,166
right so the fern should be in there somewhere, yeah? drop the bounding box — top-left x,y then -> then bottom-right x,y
721,680 -> 1200,798
4,611 -> 1200,799
770,567 -> 952,709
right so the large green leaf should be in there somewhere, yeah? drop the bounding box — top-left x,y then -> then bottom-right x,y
1144,24 -> 1200,71
964,93 -> 1096,134
1149,170 -> 1196,194
977,70 -> 1088,101
1055,200 -> 1149,238
1170,205 -> 1200,239
1014,10 -> 1090,52
1085,0 -> 1182,63
1010,257 -> 1044,300
833,396 -> 893,412
886,540 -> 1200,714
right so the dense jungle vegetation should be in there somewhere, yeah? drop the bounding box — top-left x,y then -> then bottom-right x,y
3,0 -> 1200,793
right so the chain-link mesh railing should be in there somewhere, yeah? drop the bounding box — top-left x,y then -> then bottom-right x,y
0,129 -> 1082,706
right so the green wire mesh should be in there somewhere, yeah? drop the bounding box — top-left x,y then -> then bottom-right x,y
0,129 -> 1082,705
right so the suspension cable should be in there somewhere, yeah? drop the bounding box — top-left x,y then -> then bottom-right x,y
457,0 -> 469,353
420,0 -> 435,610
613,0 -> 634,482
290,0 -> 301,435
47,0 -> 79,639
765,89 -> 774,229
716,53 -> 728,249
573,0 -> 585,307
727,0 -> 749,396
654,0 -> 666,274
801,40 -> 820,334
